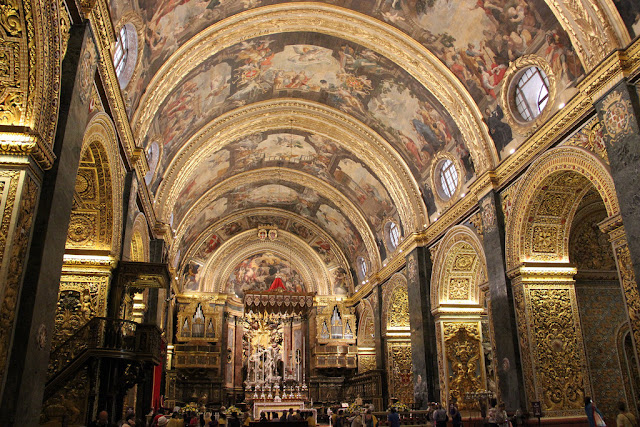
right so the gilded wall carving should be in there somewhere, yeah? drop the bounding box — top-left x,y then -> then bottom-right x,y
443,322 -> 484,409
526,286 -> 588,414
40,366 -> 89,426
0,173 -> 39,386
54,274 -> 109,348
563,117 -> 609,164
387,342 -> 413,405
358,355 -> 376,374
614,244 -> 640,366
67,114 -> 125,256
0,0 -> 62,168
382,273 -> 409,332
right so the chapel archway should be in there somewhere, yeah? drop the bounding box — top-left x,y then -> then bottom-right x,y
430,226 -> 493,409
505,145 -> 638,418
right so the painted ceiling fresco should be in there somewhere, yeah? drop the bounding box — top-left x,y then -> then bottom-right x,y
112,0 -> 582,159
176,180 -> 365,263
144,32 -> 469,189
227,252 -> 305,297
613,0 -> 640,38
105,0 -> 596,296
170,131 -> 397,231
188,213 -> 342,269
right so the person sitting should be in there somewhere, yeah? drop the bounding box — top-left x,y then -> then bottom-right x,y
287,408 -> 296,421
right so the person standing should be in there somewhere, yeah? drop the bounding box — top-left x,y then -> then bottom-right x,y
585,397 -> 606,427
617,401 -> 638,427
449,404 -> 462,427
387,408 -> 400,427
432,403 -> 449,427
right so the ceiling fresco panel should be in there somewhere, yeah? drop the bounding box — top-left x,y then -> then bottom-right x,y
171,130 -> 398,233
177,180 -> 365,263
143,33 -> 468,192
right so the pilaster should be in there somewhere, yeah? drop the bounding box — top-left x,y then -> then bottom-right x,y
405,247 -> 438,407
479,191 -> 525,411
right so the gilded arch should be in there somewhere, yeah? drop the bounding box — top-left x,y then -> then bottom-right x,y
202,229 -> 332,296
505,146 -> 619,271
129,212 -> 150,262
67,113 -> 124,255
173,167 -> 382,272
430,225 -> 487,312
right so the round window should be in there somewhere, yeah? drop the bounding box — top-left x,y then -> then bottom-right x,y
438,158 -> 459,200
113,23 -> 138,88
514,66 -> 549,122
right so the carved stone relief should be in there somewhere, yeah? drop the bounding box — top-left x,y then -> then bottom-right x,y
443,322 -> 484,409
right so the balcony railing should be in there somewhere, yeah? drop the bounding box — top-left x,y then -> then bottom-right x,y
47,317 -> 162,382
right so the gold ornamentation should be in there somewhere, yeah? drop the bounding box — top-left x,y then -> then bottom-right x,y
431,227 -> 486,309
0,173 -> 38,385
443,323 -> 484,408
600,90 -> 633,142
547,0 -> 620,70
157,100 -> 426,237
383,273 -> 409,331
174,167 -> 381,274
449,278 -> 470,300
41,367 -> 89,425
505,146 -> 620,271
532,225 -> 558,253
527,287 -> 587,412
613,243 -> 640,367
358,354 -> 376,373
58,0 -> 70,58
387,341 -> 413,404
53,273 -> 109,348
131,4 -> 495,176
563,117 -> 609,164
205,228 -> 332,295
480,197 -> 496,233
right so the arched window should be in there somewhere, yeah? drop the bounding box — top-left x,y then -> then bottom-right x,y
386,221 -> 400,251
514,66 -> 549,122
357,257 -> 367,281
439,159 -> 458,199
113,26 -> 129,77
112,23 -> 138,88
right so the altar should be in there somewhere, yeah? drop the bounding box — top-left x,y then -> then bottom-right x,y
242,278 -> 314,415
252,400 -> 306,419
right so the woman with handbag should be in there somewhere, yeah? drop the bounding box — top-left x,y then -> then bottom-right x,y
585,397 -> 607,427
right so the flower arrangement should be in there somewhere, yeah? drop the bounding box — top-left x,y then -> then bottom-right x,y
179,403 -> 199,414
347,402 -> 366,414
387,402 -> 410,413
225,405 -> 242,415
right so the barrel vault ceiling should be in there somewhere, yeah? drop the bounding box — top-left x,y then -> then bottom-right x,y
106,0 -> 637,297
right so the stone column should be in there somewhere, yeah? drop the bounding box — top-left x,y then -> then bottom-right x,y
594,81 -> 640,371
372,284 -> 389,408
0,22 -> 93,425
405,247 -> 438,407
600,218 -> 640,374
595,80 -> 640,297
479,191 -> 525,410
